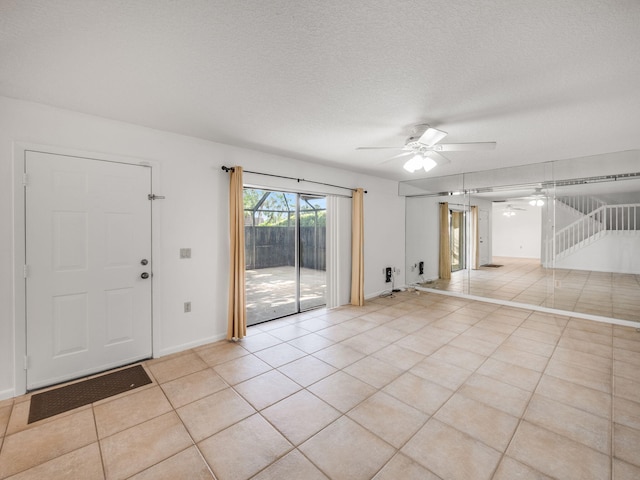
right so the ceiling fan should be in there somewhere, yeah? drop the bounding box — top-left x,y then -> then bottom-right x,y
357,124 -> 496,173
499,186 -> 547,206
501,203 -> 527,217
524,187 -> 546,206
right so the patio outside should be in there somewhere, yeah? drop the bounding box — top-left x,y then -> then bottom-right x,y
246,266 -> 326,325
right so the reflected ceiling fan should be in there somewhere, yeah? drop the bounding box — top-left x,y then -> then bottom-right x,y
357,124 -> 496,173
523,187 -> 546,206
502,203 -> 527,217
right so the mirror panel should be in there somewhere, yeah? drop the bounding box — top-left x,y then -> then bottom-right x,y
403,150 -> 640,323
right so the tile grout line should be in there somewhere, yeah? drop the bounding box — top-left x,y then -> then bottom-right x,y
356,302 -> 522,479
152,357 -> 223,480
256,300 -> 438,479
5,293 -> 637,479
89,403 -> 108,480
376,300 -> 555,478
486,309 -> 565,480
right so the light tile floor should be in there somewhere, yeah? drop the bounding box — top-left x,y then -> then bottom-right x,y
421,256 -> 640,322
1,292 -> 640,479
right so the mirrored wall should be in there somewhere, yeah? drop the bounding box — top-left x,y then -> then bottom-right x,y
402,150 -> 640,323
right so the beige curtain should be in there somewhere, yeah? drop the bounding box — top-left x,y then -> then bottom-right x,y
439,202 -> 451,280
227,166 -> 247,340
350,188 -> 365,306
470,205 -> 480,270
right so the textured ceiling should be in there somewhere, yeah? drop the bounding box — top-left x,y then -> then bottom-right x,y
1,0 -> 639,181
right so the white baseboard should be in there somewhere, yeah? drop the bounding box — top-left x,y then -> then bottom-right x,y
0,388 -> 16,401
156,333 -> 227,358
365,284 -> 408,300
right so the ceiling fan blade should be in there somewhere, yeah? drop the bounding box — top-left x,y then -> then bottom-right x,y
417,127 -> 448,146
380,151 -> 413,165
355,146 -> 403,150
431,142 -> 497,152
425,150 -> 451,165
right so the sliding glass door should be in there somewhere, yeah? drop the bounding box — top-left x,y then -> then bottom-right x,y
244,188 -> 326,325
450,210 -> 465,272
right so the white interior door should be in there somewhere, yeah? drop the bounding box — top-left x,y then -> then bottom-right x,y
479,208 -> 491,265
25,151 -> 152,390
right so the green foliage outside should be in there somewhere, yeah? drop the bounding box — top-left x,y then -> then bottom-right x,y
271,211 -> 326,227
244,188 -> 326,227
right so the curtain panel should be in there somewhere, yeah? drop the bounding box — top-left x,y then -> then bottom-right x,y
350,188 -> 365,306
227,166 -> 247,340
439,202 -> 451,280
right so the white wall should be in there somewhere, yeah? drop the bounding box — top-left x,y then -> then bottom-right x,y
405,196 -> 442,284
0,96 -> 404,399
492,203 -> 542,258
554,234 -> 640,274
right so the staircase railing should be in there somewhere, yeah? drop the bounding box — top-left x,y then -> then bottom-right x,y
553,203 -> 640,258
556,195 -> 606,215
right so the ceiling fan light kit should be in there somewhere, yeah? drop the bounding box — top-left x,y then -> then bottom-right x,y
403,154 -> 437,173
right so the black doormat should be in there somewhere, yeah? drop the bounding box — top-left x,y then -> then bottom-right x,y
483,264 -> 504,268
28,364 -> 152,424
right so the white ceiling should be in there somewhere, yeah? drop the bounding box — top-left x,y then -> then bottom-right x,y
1,0 -> 639,181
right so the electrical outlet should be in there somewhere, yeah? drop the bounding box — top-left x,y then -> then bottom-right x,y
184,302 -> 191,313
180,248 -> 192,259
385,267 -> 392,283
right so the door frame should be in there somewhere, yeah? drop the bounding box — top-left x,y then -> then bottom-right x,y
478,208 -> 491,266
12,143 -> 163,396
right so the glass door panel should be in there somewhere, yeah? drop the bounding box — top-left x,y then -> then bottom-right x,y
244,189 -> 297,325
299,195 -> 327,311
244,188 -> 326,326
451,210 -> 465,272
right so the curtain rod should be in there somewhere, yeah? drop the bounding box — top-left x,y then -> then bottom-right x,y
221,166 -> 367,193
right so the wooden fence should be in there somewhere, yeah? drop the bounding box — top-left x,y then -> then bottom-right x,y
245,226 -> 326,270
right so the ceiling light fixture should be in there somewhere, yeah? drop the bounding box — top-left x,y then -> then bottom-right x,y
503,210 -> 516,217
403,154 -> 437,173
529,199 -> 544,206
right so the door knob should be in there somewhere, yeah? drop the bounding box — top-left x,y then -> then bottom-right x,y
141,272 -> 150,279
140,259 -> 148,265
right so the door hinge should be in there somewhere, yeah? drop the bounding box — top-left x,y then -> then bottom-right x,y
148,194 -> 165,200
22,173 -> 28,186
23,265 -> 29,278
24,355 -> 30,370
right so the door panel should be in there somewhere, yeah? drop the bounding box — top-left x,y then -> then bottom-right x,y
244,188 -> 326,326
300,195 -> 327,311
479,209 -> 491,265
25,151 -> 152,389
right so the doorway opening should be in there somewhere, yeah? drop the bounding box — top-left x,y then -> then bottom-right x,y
244,188 -> 326,326
450,209 -> 465,272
